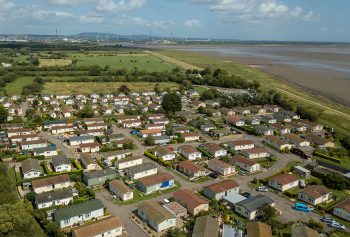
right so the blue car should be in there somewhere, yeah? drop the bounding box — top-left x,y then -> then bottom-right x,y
294,202 -> 312,212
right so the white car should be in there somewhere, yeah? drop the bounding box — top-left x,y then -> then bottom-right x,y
256,186 -> 269,192
329,222 -> 346,230
163,199 -> 170,204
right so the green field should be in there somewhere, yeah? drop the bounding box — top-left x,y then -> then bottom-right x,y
159,49 -> 350,136
70,53 -> 175,71
3,76 -> 34,94
43,81 -> 179,94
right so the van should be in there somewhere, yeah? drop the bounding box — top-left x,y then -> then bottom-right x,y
294,202 -> 312,212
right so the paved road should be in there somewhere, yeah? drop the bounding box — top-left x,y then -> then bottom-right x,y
41,132 -> 79,158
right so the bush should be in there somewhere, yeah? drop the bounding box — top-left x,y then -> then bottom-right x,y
313,151 -> 341,163
144,151 -> 172,168
72,159 -> 82,170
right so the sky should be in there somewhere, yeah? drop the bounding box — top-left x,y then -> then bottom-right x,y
0,0 -> 349,42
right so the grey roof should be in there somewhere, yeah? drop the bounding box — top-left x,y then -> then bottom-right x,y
36,189 -> 73,204
192,215 -> 219,237
127,163 -> 157,174
54,199 -> 104,221
223,193 -> 247,205
52,156 -> 70,167
154,135 -> 171,141
83,168 -> 115,180
33,146 -> 56,153
101,149 -> 133,158
70,135 -> 94,142
21,158 -> 41,174
236,194 -> 275,212
222,225 -> 238,237
80,154 -> 95,165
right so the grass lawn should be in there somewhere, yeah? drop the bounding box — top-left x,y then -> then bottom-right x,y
70,53 -> 175,71
159,49 -> 350,137
331,232 -> 349,237
113,181 -> 181,205
256,158 -> 278,169
39,58 -> 72,67
2,76 -> 34,95
194,176 -> 213,183
193,85 -> 207,95
43,81 -> 179,94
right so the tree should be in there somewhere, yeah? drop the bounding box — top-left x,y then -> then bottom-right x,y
162,92 -> 182,114
323,172 -> 350,190
77,106 -> 94,118
0,105 -> 8,123
258,203 -> 278,222
200,90 -> 215,100
88,65 -> 102,76
118,85 -> 130,94
144,136 -> 155,146
154,83 -> 160,94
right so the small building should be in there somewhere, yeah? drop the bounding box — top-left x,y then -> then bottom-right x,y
140,129 -> 162,138
152,146 -> 176,161
154,135 -> 171,145
101,149 -> 133,166
79,142 -> 100,153
83,168 -> 116,187
247,222 -> 272,237
126,163 -> 158,180
304,134 -> 335,148
265,135 -> 292,151
173,189 -> 209,216
223,193 -> 247,208
32,146 -> 58,157
182,132 -> 201,142
21,158 -> 42,179
114,156 -> 143,170
69,135 -> 94,146
203,179 -> 240,201
137,173 -> 174,194
207,159 -> 236,176
192,215 -> 219,237
35,189 -> 73,209
109,179 -> 133,201
178,145 -> 202,160
80,154 -> 98,171
241,147 -> 270,159
20,140 -> 48,151
177,160 -> 206,180
294,166 -> 311,178
255,125 -> 274,136
235,194 -> 275,220
72,215 -> 124,237
54,199 -> 104,228
283,134 -> 310,147
32,174 -> 71,193
230,155 -> 260,173
137,201 -> 176,232
333,199 -> 350,222
298,185 -> 331,206
291,146 -> 315,159
268,173 -> 299,192
52,156 -> 71,173
200,143 -> 227,158
226,139 -> 254,151
163,202 -> 187,218
291,225 -> 320,237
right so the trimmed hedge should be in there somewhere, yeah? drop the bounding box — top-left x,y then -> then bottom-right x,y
144,151 -> 172,168
196,147 -> 213,158
13,154 -> 45,162
72,159 -> 83,170
41,162 -> 52,175
96,159 -> 106,169
313,151 -> 341,163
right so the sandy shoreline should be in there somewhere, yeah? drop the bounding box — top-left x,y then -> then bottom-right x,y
194,50 -> 350,107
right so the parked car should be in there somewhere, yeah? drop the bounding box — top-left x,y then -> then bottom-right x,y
256,186 -> 269,192
209,172 -> 219,179
242,192 -> 252,199
328,222 -> 345,230
321,216 -> 336,223
163,199 -> 170,204
239,170 -> 247,176
294,203 -> 312,212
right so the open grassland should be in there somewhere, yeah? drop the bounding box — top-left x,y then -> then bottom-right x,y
70,52 -> 175,71
39,58 -> 72,67
158,49 -> 350,136
2,76 -> 34,95
43,82 -> 179,94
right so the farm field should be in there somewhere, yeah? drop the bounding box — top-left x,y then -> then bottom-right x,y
3,76 -> 34,95
43,81 -> 179,94
70,53 -> 175,71
39,58 -> 72,67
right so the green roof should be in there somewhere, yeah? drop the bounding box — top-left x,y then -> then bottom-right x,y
54,199 -> 104,221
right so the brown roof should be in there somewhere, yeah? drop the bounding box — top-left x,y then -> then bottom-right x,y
179,145 -> 198,154
140,129 -> 162,134
202,143 -> 224,153
205,179 -> 239,194
231,155 -> 257,166
265,135 -> 289,146
182,132 -> 200,137
192,215 -> 219,237
244,147 -> 269,154
270,173 -> 299,185
227,115 -> 244,123
173,189 -> 208,210
284,134 -> 306,143
20,139 -> 47,145
178,160 -> 203,173
228,139 -> 254,146
32,174 -> 70,189
109,179 -> 132,194
299,185 -> 330,199
72,216 -> 123,237
138,173 -> 174,187
208,159 -> 233,169
7,128 -> 31,133
291,225 -> 320,237
138,201 -> 175,224
247,222 -> 272,237
79,142 -> 100,148
335,198 -> 350,212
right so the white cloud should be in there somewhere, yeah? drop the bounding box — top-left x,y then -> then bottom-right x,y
114,17 -> 174,29
80,13 -> 105,23
96,0 -> 146,13
0,0 -> 15,12
303,10 -> 321,22
192,0 -> 314,24
33,10 -> 74,21
184,19 -> 201,28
